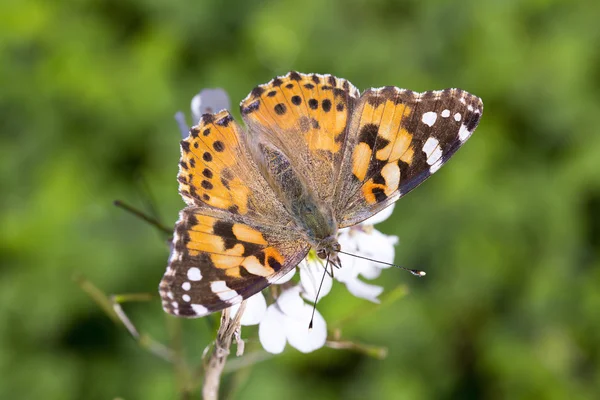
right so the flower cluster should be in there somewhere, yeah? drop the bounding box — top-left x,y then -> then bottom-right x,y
230,206 -> 399,354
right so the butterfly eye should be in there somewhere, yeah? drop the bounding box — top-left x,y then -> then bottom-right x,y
316,249 -> 327,259
333,243 -> 341,252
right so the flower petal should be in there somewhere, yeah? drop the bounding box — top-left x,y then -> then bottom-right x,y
229,292 -> 267,326
258,305 -> 287,354
283,303 -> 327,353
344,278 -> 384,303
276,286 -> 304,315
299,259 -> 332,303
273,267 -> 296,284
190,88 -> 231,124
358,263 -> 382,280
362,204 -> 395,225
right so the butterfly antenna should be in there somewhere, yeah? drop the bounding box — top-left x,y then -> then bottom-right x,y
337,250 -> 426,277
309,257 -> 330,330
113,200 -> 172,236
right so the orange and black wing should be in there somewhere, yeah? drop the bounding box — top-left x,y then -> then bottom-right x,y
335,87 -> 483,227
240,71 -> 360,204
160,207 -> 309,317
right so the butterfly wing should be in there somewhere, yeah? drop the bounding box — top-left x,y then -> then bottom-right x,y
335,87 -> 483,227
166,109 -> 310,316
160,206 -> 310,317
178,109 -> 291,225
240,71 -> 360,204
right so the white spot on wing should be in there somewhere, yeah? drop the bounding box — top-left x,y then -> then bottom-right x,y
430,159 -> 443,173
182,294 -> 191,302
211,280 -> 240,303
187,267 -> 202,281
454,113 -> 461,122
441,109 -> 450,118
421,111 -> 437,127
422,137 -> 438,156
458,124 -> 471,142
191,304 -> 209,315
182,282 -> 191,291
423,137 -> 442,165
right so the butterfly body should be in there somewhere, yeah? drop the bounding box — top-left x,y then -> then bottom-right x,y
248,139 -> 339,249
160,72 -> 483,317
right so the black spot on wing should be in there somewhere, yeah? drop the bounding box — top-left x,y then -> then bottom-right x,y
358,124 -> 379,149
268,256 -> 282,271
228,205 -> 239,214
289,71 -> 302,81
201,114 -> 215,124
213,141 -> 225,152
242,242 -> 263,257
216,114 -> 233,127
274,103 -> 287,115
213,220 -> 235,249
372,187 -> 387,202
241,100 -> 260,115
180,141 -> 191,153
251,86 -> 265,98
466,112 -> 481,132
201,180 -> 213,190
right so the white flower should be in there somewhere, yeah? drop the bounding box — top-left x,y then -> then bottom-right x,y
229,268 -> 296,326
334,210 -> 398,303
298,258 -> 333,302
258,286 -> 327,354
229,204 -> 399,354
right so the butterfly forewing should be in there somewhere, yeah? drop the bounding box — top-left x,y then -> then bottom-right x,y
240,71 -> 360,204
178,109 -> 290,226
335,87 -> 483,227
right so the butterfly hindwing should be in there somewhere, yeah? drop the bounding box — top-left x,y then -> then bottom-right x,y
160,207 -> 310,317
240,71 -> 360,204
335,87 -> 483,227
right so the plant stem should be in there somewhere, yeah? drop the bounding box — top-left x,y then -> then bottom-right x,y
202,303 -> 246,400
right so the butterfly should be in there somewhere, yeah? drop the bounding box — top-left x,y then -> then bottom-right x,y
160,71 -> 483,317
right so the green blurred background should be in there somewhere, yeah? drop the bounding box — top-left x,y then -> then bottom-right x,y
2,0 -> 600,398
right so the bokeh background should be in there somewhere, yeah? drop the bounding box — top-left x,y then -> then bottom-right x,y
2,0 -> 600,398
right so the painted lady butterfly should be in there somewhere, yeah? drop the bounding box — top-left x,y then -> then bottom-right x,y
160,72 -> 483,317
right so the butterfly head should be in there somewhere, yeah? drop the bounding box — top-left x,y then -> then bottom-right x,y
315,235 -> 341,260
